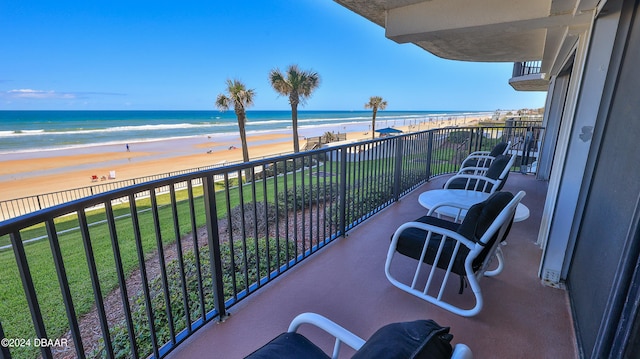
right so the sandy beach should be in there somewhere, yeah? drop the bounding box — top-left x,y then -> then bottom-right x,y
0,117 -> 481,203
0,131 -> 364,202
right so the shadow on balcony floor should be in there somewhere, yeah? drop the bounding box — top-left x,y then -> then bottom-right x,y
167,173 -> 576,359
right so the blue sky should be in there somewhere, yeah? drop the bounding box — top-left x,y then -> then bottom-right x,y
0,0 -> 547,111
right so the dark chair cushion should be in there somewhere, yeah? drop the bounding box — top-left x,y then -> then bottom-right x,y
244,332 -> 330,359
495,170 -> 509,191
457,192 -> 514,269
461,142 -> 508,168
489,142 -> 508,157
352,320 -> 453,359
396,192 -> 514,275
395,216 -> 469,275
482,154 -> 509,180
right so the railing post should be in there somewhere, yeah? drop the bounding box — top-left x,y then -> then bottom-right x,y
512,62 -> 523,77
393,137 -> 404,201
0,321 -> 11,359
10,231 -> 53,359
339,147 -> 347,237
202,174 -> 228,321
46,219 -> 85,358
425,131 -> 434,179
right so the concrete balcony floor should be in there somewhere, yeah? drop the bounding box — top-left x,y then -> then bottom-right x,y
167,173 -> 577,358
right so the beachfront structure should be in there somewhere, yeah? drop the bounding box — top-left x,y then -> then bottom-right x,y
333,0 -> 640,356
1,1 -> 639,359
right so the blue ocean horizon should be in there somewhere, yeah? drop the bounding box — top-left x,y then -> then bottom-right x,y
0,110 -> 490,154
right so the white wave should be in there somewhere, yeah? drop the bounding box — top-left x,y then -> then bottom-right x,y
0,129 -> 47,137
245,119 -> 292,126
0,134 -> 209,155
101,123 -> 216,132
0,122 -> 224,137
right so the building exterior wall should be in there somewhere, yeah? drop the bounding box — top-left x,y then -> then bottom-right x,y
537,17 -> 593,284
564,0 -> 640,357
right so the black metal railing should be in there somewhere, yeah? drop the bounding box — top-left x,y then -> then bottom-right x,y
0,125 -> 543,359
512,61 -> 542,77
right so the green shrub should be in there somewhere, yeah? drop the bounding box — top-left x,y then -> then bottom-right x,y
254,158 -> 319,181
226,202 -> 281,238
326,179 -> 393,227
94,237 -> 294,359
276,182 -> 339,212
447,130 -> 471,144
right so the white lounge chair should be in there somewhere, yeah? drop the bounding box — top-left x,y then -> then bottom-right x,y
445,154 -> 516,194
385,191 -> 525,317
459,141 -> 510,170
246,312 -> 473,359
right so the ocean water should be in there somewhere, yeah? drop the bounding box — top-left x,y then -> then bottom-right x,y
0,110 -> 487,154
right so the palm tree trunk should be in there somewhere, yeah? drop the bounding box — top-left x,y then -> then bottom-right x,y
238,114 -> 250,163
291,104 -> 300,153
372,108 -> 377,140
238,113 -> 253,182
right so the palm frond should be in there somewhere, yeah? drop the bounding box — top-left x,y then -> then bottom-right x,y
269,64 -> 320,105
215,94 -> 230,111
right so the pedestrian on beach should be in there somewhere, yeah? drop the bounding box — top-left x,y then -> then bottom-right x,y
126,144 -> 130,152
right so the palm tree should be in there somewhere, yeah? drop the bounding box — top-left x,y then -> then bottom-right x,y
365,96 -> 387,139
269,65 -> 320,153
215,79 -> 255,163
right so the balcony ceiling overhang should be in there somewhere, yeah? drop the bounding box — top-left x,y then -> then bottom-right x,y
335,0 -> 599,67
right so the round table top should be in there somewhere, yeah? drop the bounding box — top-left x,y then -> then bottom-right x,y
418,189 -> 529,222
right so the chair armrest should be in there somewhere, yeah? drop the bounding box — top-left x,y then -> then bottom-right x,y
446,173 -> 500,183
467,150 -> 490,156
288,313 -> 366,356
390,221 -> 477,251
444,174 -> 501,193
463,154 -> 494,160
462,154 -> 494,162
457,164 -> 491,175
460,155 -> 494,170
427,201 -> 473,222
427,201 -> 472,214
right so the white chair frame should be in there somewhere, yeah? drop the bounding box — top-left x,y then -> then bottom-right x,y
288,312 -> 473,359
385,191 -> 525,317
459,141 -> 511,171
445,154 -> 516,194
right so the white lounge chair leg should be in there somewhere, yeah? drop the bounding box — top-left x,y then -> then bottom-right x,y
483,247 -> 504,277
452,343 -> 474,359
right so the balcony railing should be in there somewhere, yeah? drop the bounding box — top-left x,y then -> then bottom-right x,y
0,124 -> 543,359
512,61 -> 542,77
